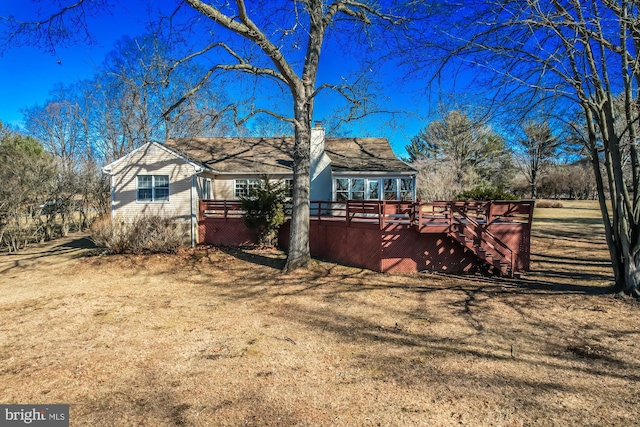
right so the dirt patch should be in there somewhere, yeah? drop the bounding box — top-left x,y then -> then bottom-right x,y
1,206 -> 639,426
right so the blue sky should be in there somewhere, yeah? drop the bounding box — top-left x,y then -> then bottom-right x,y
0,1 -> 435,157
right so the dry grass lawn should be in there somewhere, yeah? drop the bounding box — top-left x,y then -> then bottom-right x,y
1,200 -> 639,426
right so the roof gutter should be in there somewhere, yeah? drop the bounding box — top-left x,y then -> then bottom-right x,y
191,165 -> 204,248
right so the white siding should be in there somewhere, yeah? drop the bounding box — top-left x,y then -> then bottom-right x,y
109,144 -> 198,222
212,174 -> 292,200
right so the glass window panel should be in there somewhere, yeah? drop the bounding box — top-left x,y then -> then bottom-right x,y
352,191 -> 365,200
138,176 -> 152,189
367,181 -> 379,199
383,179 -> 397,191
235,180 -> 248,198
400,192 -> 412,201
203,179 -> 211,199
383,178 -> 398,200
155,188 -> 169,201
400,178 -> 413,191
137,188 -> 153,201
351,178 -> 364,192
285,179 -> 293,198
336,192 -> 349,201
155,175 -> 169,188
336,178 -> 349,191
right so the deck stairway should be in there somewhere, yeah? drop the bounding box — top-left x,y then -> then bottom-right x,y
414,201 -> 528,276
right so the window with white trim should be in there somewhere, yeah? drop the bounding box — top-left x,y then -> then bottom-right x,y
400,178 -> 414,201
383,178 -> 398,200
137,175 -> 169,202
334,177 -> 414,201
202,178 -> 212,199
234,179 -> 260,199
336,178 -> 350,201
284,178 -> 294,199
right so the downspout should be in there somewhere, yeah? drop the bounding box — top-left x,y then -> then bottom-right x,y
191,166 -> 204,248
412,173 -> 417,202
110,174 -> 115,220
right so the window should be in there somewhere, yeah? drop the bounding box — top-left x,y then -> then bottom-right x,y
333,177 -> 415,201
368,181 -> 379,200
351,178 -> 365,200
383,179 -> 398,200
203,178 -> 212,199
137,175 -> 169,202
400,178 -> 414,201
284,178 -> 294,199
234,179 -> 260,199
336,178 -> 349,201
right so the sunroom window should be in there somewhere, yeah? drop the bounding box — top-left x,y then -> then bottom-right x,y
336,178 -> 349,201
400,178 -> 414,201
334,177 -> 414,201
383,178 -> 398,200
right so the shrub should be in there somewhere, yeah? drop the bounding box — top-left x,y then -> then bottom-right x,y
456,184 -> 519,201
241,177 -> 288,246
535,200 -> 564,208
90,214 -> 187,254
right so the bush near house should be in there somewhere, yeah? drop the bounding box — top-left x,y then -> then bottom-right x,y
240,178 -> 288,247
90,214 -> 187,254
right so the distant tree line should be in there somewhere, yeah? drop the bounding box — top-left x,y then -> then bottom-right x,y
0,32 -> 234,252
406,109 -> 598,202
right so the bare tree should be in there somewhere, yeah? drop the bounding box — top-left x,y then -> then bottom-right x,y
2,1 -> 412,271
433,0 -> 640,297
166,1 -> 404,272
86,33 -> 230,163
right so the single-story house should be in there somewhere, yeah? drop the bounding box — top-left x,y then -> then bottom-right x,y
102,126 -> 533,276
102,125 -> 417,246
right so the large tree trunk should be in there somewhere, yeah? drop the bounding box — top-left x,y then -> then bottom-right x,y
620,250 -> 640,298
283,101 -> 312,272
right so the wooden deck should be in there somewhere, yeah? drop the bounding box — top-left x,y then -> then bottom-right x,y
198,200 -> 535,276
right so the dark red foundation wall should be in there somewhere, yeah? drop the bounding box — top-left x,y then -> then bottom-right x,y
380,224 -> 484,274
310,222 -> 382,272
205,219 -> 530,274
199,218 -> 257,246
282,221 -> 486,274
279,220 -> 382,272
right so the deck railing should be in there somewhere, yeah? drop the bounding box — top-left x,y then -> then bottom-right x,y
199,200 -> 244,219
199,199 -> 534,229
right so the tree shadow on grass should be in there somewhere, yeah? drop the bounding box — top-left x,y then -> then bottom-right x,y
218,247 -> 286,270
0,234 -> 99,275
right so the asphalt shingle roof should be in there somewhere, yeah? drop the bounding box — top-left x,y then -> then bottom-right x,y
164,136 -> 415,174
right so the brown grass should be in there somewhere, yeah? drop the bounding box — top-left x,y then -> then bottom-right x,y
1,200 -> 638,426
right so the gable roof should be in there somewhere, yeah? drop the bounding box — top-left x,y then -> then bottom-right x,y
164,136 -> 415,174
102,141 -> 203,174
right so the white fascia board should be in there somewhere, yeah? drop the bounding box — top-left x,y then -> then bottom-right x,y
332,171 -> 416,177
102,142 -> 154,174
213,172 -> 293,177
102,141 -> 209,175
